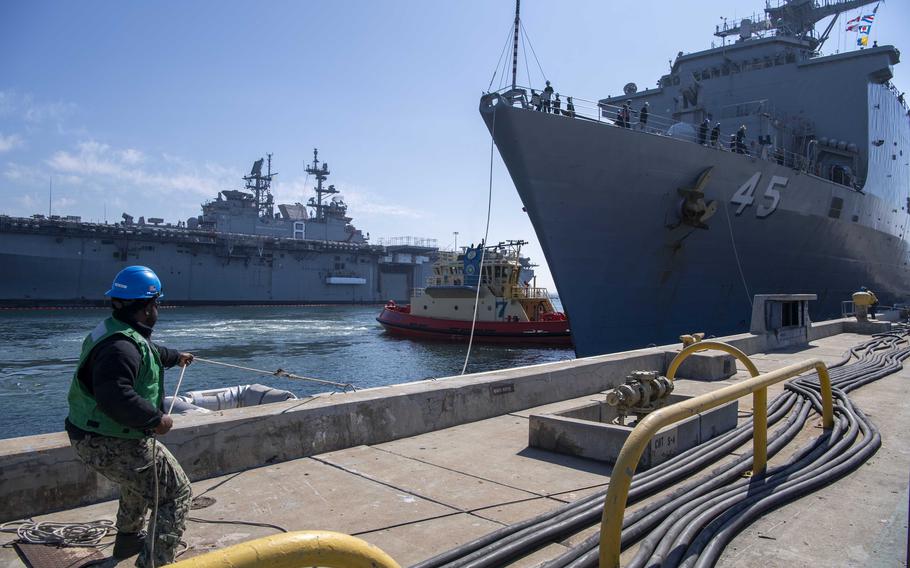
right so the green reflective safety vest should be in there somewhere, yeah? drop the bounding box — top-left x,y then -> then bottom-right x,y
67,317 -> 163,439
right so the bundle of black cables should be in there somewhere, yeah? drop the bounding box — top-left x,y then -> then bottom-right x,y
413,326 -> 909,568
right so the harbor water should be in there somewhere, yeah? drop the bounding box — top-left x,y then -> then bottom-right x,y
0,304 -> 574,440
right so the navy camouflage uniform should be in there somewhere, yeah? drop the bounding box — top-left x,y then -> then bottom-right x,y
67,315 -> 191,567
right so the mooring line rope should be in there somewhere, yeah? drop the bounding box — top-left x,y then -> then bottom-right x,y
193,357 -> 355,391
723,201 -> 753,308
461,100 -> 498,376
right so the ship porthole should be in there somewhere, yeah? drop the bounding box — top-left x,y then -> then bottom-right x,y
454,306 -> 459,310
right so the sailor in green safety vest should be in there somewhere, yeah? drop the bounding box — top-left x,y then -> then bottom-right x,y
66,266 -> 194,567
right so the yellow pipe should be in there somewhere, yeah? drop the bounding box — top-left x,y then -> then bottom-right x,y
666,341 -> 769,473
816,363 -> 835,429
752,386 -> 768,474
665,340 -> 759,380
665,341 -> 768,474
598,356 -> 835,568
170,530 -> 401,568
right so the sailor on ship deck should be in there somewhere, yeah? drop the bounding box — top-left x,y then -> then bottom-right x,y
566,96 -> 576,118
542,80 -> 554,113
734,124 -> 748,155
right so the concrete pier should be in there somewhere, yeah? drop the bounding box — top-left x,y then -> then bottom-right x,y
0,318 -> 906,567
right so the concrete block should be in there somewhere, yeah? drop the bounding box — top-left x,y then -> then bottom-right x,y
807,320 -> 846,342
662,349 -> 736,381
699,397 -> 740,440
722,332 -> 769,356
844,319 -> 892,334
749,294 -> 816,335
877,309 -> 905,322
528,396 -> 738,469
529,413 -> 625,463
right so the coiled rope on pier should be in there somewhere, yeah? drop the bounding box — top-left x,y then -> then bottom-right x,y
415,324 -> 910,568
0,519 -> 115,547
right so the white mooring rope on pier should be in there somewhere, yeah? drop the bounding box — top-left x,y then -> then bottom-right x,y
193,357 -> 355,391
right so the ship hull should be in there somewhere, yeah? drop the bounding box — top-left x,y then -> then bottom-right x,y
481,99 -> 910,356
376,308 -> 572,344
0,225 -> 431,307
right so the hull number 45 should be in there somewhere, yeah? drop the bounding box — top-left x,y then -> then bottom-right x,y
731,172 -> 788,218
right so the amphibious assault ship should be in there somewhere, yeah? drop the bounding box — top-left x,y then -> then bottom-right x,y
482,0 -> 910,357
0,150 -> 437,306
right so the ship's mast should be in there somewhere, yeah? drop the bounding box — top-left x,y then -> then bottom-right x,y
714,0 -> 879,48
243,154 -> 276,219
305,148 -> 338,221
511,0 -> 520,91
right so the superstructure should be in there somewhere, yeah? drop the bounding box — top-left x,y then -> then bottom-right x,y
481,0 -> 909,356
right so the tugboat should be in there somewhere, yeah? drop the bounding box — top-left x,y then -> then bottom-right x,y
376,240 -> 571,344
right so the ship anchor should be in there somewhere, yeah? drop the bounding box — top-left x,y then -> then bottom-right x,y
670,166 -> 717,230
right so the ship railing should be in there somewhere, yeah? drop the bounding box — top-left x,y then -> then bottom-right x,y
510,285 -> 550,300
0,214 -> 391,253
841,300 -> 855,318
423,275 -> 497,288
492,86 -> 851,186
375,236 -> 439,248
841,300 -> 907,319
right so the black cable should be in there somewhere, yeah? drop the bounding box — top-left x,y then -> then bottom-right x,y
188,516 -> 288,534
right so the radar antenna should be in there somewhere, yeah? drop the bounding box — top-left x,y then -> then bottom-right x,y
243,153 -> 276,219
715,0 -> 879,48
305,148 -> 339,221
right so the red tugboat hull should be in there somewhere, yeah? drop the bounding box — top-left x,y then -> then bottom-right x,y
376,307 -> 572,345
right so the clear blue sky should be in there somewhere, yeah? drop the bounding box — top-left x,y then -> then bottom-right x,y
2,1 -> 907,290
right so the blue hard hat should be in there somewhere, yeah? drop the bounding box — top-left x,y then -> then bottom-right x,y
105,266 -> 164,299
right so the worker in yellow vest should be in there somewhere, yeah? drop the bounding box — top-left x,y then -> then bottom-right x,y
852,286 -> 879,321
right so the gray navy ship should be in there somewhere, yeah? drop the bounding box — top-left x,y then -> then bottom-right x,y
0,149 -> 437,306
482,0 -> 910,357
